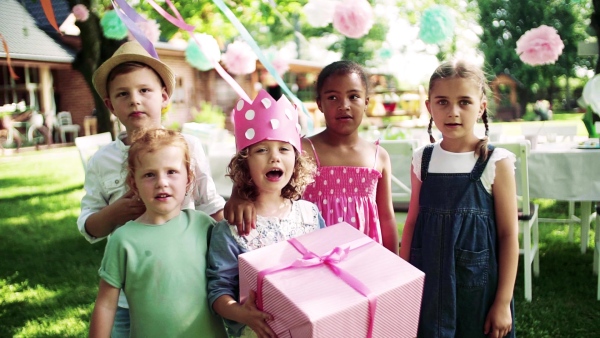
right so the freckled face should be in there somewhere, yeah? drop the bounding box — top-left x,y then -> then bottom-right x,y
426,77 -> 486,141
133,145 -> 189,224
317,73 -> 369,135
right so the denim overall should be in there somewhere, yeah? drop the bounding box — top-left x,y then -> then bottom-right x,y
410,145 -> 515,338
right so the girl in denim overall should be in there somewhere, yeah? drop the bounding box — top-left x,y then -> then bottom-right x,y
400,60 -> 519,338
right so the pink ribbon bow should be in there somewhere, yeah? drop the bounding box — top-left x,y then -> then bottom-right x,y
256,237 -> 377,338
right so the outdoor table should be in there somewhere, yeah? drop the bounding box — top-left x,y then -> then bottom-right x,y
528,142 -> 600,253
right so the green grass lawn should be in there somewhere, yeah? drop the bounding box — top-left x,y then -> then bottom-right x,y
1,146 -> 600,337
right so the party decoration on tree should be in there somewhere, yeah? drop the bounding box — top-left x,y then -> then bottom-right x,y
101,10 -> 128,40
303,0 -> 336,28
515,25 -> 564,66
419,5 -> 455,45
72,4 -> 89,22
41,0 -> 61,33
185,33 -> 221,71
221,41 -> 257,75
378,47 -> 393,60
0,34 -> 19,80
127,18 -> 161,44
332,0 -> 374,39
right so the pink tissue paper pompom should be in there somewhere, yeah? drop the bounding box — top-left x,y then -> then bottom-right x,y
222,41 -> 257,75
516,25 -> 564,66
127,19 -> 161,44
272,57 -> 290,76
332,0 -> 374,39
72,4 -> 89,22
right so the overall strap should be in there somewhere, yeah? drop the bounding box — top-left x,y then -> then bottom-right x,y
305,138 -> 321,167
470,144 -> 496,181
373,139 -> 380,169
421,144 -> 435,181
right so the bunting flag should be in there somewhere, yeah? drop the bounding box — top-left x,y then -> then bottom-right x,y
40,0 -> 62,34
0,34 -> 19,80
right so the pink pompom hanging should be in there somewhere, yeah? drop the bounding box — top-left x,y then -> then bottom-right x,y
516,25 -> 564,66
72,4 -> 89,22
127,19 -> 161,44
222,41 -> 257,75
332,0 -> 374,39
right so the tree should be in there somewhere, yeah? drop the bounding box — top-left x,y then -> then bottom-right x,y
477,0 -> 592,114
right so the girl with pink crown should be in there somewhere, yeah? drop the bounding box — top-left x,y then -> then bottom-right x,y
225,61 -> 398,255
207,90 -> 325,338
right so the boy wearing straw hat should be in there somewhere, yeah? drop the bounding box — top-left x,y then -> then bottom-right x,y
77,41 -> 226,337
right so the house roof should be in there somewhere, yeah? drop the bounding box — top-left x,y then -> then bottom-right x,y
0,0 -> 75,63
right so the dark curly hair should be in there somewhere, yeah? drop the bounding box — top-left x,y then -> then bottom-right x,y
227,147 -> 316,201
315,60 -> 369,100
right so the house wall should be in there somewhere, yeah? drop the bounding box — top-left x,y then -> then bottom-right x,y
53,67 -> 95,127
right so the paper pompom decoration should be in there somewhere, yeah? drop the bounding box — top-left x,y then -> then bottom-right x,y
100,10 -> 128,40
221,41 -> 257,75
271,56 -> 290,76
185,34 -> 221,71
72,4 -> 89,22
303,0 -> 336,28
332,0 -> 374,39
127,19 -> 161,44
515,25 -> 564,66
419,5 -> 455,45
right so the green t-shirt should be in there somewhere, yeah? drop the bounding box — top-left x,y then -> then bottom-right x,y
100,209 -> 227,338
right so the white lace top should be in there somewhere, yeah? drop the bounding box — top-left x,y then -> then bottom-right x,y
412,141 -> 516,194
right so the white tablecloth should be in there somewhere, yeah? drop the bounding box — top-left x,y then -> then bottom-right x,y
529,143 -> 600,201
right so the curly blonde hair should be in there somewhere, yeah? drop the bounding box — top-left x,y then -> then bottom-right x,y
126,128 -> 195,194
227,147 -> 316,201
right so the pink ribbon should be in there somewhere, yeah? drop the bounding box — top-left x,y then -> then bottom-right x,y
256,237 -> 377,338
144,0 -> 251,102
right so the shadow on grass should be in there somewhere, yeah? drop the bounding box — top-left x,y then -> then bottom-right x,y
0,192 -> 103,337
0,183 -> 84,203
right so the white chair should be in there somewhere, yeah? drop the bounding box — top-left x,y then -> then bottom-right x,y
56,111 -> 81,143
74,132 -> 113,170
379,139 -> 418,212
181,122 -> 228,157
493,140 -> 540,301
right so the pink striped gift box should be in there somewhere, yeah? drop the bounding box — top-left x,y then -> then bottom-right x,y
239,222 -> 424,338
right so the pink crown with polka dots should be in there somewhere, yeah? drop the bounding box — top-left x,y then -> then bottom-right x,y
233,89 -> 302,152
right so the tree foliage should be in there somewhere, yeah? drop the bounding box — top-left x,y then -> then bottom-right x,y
477,0 -> 593,111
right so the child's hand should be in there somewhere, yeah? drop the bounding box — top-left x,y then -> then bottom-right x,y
483,301 -> 512,338
224,196 -> 256,236
111,190 -> 146,226
242,290 -> 275,338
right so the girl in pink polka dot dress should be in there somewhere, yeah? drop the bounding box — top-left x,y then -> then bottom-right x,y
301,61 -> 398,254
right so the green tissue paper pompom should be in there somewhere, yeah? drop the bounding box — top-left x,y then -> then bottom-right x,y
419,5 -> 455,45
185,40 -> 214,71
101,10 -> 128,40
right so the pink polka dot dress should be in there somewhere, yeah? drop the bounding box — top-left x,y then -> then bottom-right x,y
303,139 -> 383,243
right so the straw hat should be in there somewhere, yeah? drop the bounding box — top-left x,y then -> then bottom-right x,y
92,41 -> 175,99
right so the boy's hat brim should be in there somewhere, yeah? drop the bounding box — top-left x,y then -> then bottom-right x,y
92,41 -> 175,99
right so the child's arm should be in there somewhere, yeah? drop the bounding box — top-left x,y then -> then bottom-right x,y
212,292 -> 275,338
399,165 -> 422,261
83,190 -> 145,240
376,148 -> 399,254
484,158 -> 519,338
224,187 -> 256,235
89,279 -> 120,338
